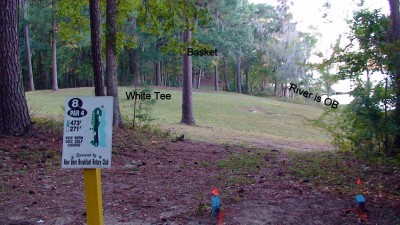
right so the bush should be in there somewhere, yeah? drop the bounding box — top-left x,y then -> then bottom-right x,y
314,82 -> 398,159
128,87 -> 157,129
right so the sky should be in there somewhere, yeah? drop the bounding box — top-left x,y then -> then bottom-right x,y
248,0 -> 389,51
248,0 -> 390,93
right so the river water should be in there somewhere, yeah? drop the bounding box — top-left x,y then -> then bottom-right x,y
321,94 -> 354,105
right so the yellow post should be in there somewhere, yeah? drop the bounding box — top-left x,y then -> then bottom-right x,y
83,168 -> 104,225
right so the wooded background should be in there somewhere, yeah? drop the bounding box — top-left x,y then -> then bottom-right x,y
1,0 -> 400,158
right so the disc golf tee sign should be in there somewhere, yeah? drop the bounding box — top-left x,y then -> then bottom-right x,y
62,97 -> 114,169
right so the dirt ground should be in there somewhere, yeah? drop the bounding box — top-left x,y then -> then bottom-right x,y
0,126 -> 399,225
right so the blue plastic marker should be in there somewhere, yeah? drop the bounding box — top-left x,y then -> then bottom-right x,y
212,187 -> 221,217
355,194 -> 365,210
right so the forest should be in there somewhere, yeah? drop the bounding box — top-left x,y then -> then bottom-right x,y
20,0 -> 315,93
1,0 -> 400,224
12,0 -> 400,156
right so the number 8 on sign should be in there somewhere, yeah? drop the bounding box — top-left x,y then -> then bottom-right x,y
67,98 -> 87,118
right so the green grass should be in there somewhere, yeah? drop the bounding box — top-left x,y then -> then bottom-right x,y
26,86 -> 331,148
217,153 -> 261,172
287,151 -> 354,185
214,151 -> 262,187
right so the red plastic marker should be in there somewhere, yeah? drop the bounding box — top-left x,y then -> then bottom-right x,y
356,206 -> 368,222
357,178 -> 361,185
218,209 -> 224,225
212,187 -> 219,195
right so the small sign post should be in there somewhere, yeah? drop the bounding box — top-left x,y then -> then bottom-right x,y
84,168 -> 104,225
61,96 -> 114,225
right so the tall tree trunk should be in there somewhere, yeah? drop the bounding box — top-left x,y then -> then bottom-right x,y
181,23 -> 195,125
164,62 -> 168,86
40,33 -> 50,89
38,52 -> 43,89
389,0 -> 400,40
161,61 -> 163,85
389,0 -> 400,151
154,60 -> 161,86
150,70 -> 153,83
129,48 -> 139,86
192,67 -> 196,88
223,56 -> 230,91
214,63 -> 218,91
236,55 -> 242,93
89,0 -> 105,96
261,79 -> 265,91
389,0 -> 400,153
197,67 -> 202,89
384,77 -> 390,154
0,0 -> 33,135
366,66 -> 371,95
106,0 -> 123,127
156,61 -> 161,85
155,40 -> 162,86
51,0 -> 58,91
22,0 -> 34,91
244,58 -> 250,94
284,83 -> 288,97
65,69 -> 68,88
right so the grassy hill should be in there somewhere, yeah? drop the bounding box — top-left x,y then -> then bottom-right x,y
26,86 -> 332,150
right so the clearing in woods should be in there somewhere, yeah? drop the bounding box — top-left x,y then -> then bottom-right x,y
0,87 -> 398,224
26,87 -> 333,151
